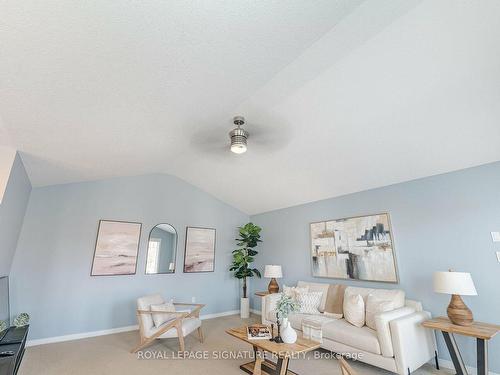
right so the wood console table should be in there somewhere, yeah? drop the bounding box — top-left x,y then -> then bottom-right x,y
422,317 -> 500,375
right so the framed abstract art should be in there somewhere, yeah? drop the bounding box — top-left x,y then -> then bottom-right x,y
91,220 -> 142,276
183,227 -> 216,273
310,213 -> 398,283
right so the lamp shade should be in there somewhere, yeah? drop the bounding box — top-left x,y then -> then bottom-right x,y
264,265 -> 282,279
433,271 -> 477,296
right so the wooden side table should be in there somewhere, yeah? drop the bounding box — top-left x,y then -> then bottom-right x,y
422,317 -> 500,375
255,291 -> 270,324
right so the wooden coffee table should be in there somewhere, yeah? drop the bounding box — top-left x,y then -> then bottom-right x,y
226,326 -> 320,375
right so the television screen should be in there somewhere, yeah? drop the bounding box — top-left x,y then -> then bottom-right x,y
0,276 -> 9,333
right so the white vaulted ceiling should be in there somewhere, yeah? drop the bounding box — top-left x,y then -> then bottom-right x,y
1,0 -> 500,214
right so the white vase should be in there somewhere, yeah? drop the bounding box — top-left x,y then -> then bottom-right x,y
280,317 -> 297,344
240,297 -> 250,319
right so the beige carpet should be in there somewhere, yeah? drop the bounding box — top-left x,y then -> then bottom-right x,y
20,314 -> 449,375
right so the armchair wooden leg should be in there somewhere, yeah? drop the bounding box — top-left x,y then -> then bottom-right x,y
176,323 -> 186,352
197,327 -> 204,343
131,336 -> 155,353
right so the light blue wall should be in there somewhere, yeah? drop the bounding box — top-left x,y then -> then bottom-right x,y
10,174 -> 248,340
0,153 -> 32,277
250,161 -> 500,373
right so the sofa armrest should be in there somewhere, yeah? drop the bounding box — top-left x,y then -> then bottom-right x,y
375,307 -> 416,358
390,311 -> 437,375
262,293 -> 282,322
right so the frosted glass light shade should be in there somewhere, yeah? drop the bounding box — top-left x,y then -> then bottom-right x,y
433,271 -> 477,296
264,265 -> 282,279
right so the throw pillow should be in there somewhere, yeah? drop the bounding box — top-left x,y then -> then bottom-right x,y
323,284 -> 346,317
150,300 -> 176,327
297,291 -> 323,314
283,285 -> 309,301
365,294 -> 395,330
343,294 -> 365,327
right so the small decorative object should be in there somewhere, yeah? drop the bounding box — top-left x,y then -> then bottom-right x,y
184,227 -> 216,273
276,294 -> 300,344
13,313 -> 29,327
0,320 -> 7,332
264,265 -> 282,293
229,223 -> 262,319
281,317 -> 298,344
310,213 -> 398,282
433,270 -> 477,326
91,220 -> 142,276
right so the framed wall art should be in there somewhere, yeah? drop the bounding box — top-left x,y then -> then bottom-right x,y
183,227 -> 216,273
310,213 -> 398,283
91,220 -> 142,276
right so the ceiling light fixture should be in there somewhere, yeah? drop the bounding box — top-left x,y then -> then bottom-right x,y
229,116 -> 249,154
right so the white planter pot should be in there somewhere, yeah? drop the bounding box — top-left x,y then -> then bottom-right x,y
240,297 -> 250,319
280,317 -> 297,344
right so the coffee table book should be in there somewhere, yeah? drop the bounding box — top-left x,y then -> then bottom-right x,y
247,324 -> 272,340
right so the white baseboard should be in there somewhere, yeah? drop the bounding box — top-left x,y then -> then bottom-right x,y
250,309 -> 261,315
26,324 -> 140,347
27,309 -> 241,347
438,358 -> 499,375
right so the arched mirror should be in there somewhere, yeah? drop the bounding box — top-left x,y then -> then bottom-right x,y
146,224 -> 178,274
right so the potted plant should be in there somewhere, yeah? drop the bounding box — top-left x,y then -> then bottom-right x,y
276,294 -> 300,343
230,222 -> 262,318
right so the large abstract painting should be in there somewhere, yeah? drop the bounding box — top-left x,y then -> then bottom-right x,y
91,220 -> 142,276
183,227 -> 216,273
310,213 -> 398,283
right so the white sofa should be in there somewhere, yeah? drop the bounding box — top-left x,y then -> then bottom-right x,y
262,281 -> 437,375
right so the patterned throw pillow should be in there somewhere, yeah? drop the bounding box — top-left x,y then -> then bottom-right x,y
297,291 -> 323,314
150,300 -> 176,327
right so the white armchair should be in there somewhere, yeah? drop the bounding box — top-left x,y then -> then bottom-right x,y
131,294 -> 205,353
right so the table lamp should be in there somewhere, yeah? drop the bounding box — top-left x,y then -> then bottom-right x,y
433,270 -> 477,326
264,265 -> 282,294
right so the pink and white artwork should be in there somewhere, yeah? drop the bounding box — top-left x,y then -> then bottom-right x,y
183,227 -> 216,273
91,220 -> 142,276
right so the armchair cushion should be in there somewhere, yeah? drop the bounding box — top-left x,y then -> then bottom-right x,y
151,300 -> 176,327
157,317 -> 201,339
137,294 -> 165,331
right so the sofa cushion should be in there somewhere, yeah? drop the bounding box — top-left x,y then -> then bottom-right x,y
288,313 -> 311,330
343,293 -> 365,327
370,289 -> 405,310
344,286 -> 375,302
283,285 -> 309,300
297,291 -> 323,314
365,295 -> 395,330
324,284 -> 346,317
297,281 -> 330,312
322,319 -> 381,355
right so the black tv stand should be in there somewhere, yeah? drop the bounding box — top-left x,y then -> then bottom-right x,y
0,326 -> 29,375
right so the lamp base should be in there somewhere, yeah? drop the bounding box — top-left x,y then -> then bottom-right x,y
268,278 -> 280,294
447,294 -> 473,326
